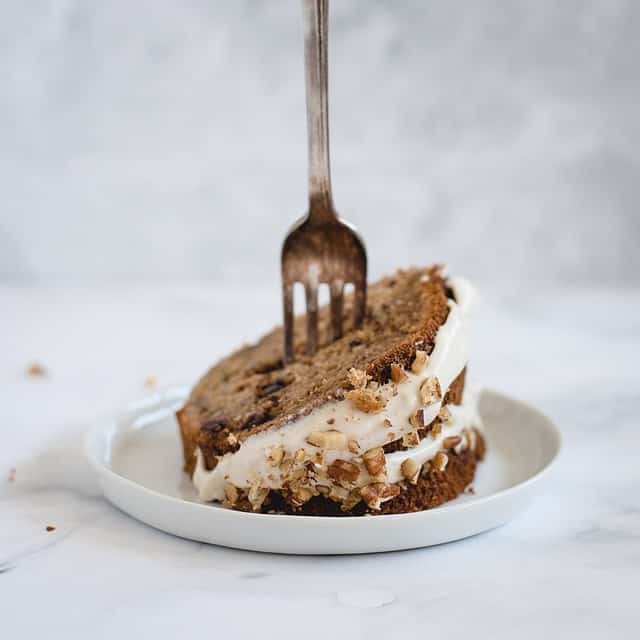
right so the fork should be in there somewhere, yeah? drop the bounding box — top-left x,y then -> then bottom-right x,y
281,0 -> 367,364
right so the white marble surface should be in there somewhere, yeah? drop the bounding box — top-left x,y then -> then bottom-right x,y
1,282 -> 639,638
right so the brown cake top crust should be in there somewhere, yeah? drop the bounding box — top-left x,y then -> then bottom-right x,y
177,265 -> 451,464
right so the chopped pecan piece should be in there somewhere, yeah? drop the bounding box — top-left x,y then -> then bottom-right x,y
443,435 -> 462,449
390,363 -> 408,384
362,447 -> 386,477
409,409 -> 425,429
433,451 -> 449,472
341,489 -> 362,511
347,367 -> 370,389
360,483 -> 400,510
348,439 -> 361,454
224,483 -> 239,506
419,376 -> 442,405
306,429 -> 347,450
327,459 -> 360,483
402,430 -> 420,448
291,486 -> 314,507
411,350 -> 429,374
438,406 -> 453,424
345,388 -> 387,414
247,483 -> 268,511
266,445 -> 284,467
400,458 -> 420,484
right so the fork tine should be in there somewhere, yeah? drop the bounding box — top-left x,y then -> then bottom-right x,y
283,282 -> 295,364
329,280 -> 344,341
305,282 -> 319,356
353,278 -> 366,328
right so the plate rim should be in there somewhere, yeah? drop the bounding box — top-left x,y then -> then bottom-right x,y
85,386 -> 562,526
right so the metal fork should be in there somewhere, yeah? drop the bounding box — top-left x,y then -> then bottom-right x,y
281,0 -> 367,364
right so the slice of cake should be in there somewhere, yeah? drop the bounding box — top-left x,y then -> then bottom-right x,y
177,265 -> 485,515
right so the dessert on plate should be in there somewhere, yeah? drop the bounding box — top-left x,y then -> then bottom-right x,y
177,265 -> 485,515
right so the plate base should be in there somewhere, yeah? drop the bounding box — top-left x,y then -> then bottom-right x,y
86,388 -> 561,554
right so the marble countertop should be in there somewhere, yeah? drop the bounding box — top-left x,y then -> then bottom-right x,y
2,282 -> 638,639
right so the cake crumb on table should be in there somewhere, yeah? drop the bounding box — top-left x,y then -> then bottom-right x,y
145,376 -> 158,388
46,525 -> 56,532
8,467 -> 16,482
26,362 -> 47,377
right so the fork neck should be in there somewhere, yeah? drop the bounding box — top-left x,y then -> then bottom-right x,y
304,0 -> 336,223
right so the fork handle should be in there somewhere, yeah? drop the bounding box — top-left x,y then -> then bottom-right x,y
303,0 -> 336,220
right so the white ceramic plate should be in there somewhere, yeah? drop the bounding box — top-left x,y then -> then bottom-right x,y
86,388 -> 561,555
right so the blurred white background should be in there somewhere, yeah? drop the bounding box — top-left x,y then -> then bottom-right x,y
1,0 -> 639,291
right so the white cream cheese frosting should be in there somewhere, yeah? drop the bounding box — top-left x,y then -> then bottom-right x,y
193,277 -> 481,503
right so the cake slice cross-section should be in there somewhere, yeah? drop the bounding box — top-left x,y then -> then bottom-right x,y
177,265 -> 485,515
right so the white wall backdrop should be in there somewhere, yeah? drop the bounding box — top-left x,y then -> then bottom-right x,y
1,0 -> 639,290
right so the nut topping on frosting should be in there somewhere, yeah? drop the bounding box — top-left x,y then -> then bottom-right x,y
390,363 -> 408,384
409,409 -> 425,429
411,350 -> 429,374
438,406 -> 453,424
289,467 -> 306,482
402,430 -> 420,448
347,367 -> 370,389
266,445 -> 284,467
306,429 -> 347,450
224,483 -> 239,506
400,458 -> 421,484
360,482 -> 400,510
419,376 -> 442,406
329,485 -> 349,502
248,482 -> 269,511
226,432 -> 238,446
345,388 -> 387,413
433,452 -> 449,472
291,486 -> 314,507
279,459 -> 292,477
443,435 -> 462,449
348,438 -> 361,454
362,447 -> 386,477
341,489 -> 363,511
327,459 -> 361,483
